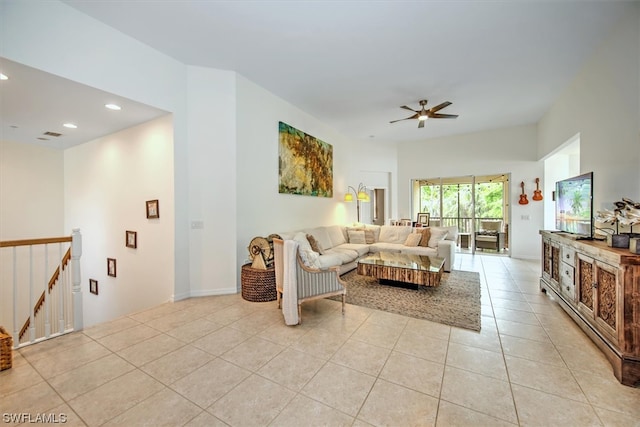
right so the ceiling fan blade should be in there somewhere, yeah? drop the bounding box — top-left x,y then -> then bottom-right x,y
429,101 -> 452,113
430,113 -> 458,119
418,120 -> 425,128
390,113 -> 419,123
400,105 -> 419,112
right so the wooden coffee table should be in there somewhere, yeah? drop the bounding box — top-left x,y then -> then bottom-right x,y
357,252 -> 445,287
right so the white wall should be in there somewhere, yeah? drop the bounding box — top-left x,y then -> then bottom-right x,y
186,66 -> 238,297
0,140 -> 66,334
64,115 -> 175,327
0,1 -> 400,311
397,125 -> 543,259
352,141 -> 400,224
235,76 -> 366,274
538,5 -> 640,212
542,136 -> 580,230
1,0 -> 191,302
0,140 -> 65,239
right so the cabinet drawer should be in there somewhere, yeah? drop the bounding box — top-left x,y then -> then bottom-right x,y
561,261 -> 575,301
561,246 -> 576,265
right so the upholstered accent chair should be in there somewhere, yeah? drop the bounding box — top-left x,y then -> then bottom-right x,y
273,238 -> 346,324
475,220 -> 506,251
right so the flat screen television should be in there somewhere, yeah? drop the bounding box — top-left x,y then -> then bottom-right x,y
555,172 -> 594,239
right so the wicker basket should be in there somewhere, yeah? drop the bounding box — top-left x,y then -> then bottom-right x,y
241,264 -> 277,302
0,326 -> 13,371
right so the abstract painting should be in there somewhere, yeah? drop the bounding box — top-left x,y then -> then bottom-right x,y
278,121 -> 333,197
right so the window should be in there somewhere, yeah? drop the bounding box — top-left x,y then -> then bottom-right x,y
475,182 -> 504,219
413,174 -> 510,252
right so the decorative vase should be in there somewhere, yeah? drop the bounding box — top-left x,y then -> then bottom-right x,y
607,233 -> 630,248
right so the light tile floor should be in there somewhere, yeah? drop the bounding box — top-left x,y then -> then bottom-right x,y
2,254 -> 640,426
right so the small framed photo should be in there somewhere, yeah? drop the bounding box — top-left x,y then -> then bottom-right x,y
89,279 -> 98,295
126,230 -> 137,248
107,258 -> 117,277
417,212 -> 430,225
146,199 -> 159,219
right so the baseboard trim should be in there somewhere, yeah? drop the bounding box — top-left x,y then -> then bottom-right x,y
171,287 -> 239,302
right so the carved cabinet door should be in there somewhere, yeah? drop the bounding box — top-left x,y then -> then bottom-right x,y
576,253 -> 620,346
542,238 -> 552,280
542,238 -> 561,292
593,260 -> 620,346
576,253 -> 596,319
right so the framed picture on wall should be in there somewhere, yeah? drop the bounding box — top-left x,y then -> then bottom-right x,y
107,258 -> 117,277
417,213 -> 430,225
126,230 -> 137,248
89,279 -> 98,295
146,199 -> 159,219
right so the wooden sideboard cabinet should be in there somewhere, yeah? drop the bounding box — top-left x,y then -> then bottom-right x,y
540,231 -> 640,386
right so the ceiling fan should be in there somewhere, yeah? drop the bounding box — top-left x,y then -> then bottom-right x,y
390,99 -> 458,128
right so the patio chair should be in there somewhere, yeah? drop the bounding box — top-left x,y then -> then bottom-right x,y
475,220 -> 506,251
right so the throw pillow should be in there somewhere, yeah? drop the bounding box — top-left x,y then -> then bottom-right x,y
419,228 -> 431,247
404,233 -> 422,247
326,225 -> 347,247
428,228 -> 449,248
306,234 -> 324,254
435,225 -> 458,242
379,225 -> 412,244
365,225 -> 381,242
347,229 -> 367,244
293,232 -> 321,269
363,229 -> 375,244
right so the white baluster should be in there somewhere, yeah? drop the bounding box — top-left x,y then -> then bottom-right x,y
12,247 -> 18,347
71,228 -> 83,331
58,242 -> 64,334
44,244 -> 50,338
29,245 -> 35,343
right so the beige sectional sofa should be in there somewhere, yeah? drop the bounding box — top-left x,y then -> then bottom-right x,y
276,224 -> 457,274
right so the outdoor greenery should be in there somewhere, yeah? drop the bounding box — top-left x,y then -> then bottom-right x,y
475,182 -> 504,218
420,182 -> 504,219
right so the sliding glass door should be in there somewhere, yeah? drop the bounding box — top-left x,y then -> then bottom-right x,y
412,174 -> 510,253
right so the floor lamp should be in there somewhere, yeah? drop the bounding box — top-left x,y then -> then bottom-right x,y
344,183 -> 370,222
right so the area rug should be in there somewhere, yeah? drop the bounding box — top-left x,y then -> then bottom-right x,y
334,269 -> 481,331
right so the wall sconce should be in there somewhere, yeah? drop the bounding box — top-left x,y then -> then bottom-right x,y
344,183 -> 370,222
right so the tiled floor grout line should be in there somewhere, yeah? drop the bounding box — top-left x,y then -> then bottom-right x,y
7,255 -> 639,426
497,258 -> 617,426
481,256 -> 523,427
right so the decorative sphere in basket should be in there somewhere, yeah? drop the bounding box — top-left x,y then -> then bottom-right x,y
247,234 -> 280,270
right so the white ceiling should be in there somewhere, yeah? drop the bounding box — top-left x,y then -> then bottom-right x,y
0,58 -> 168,149
1,1 -> 635,148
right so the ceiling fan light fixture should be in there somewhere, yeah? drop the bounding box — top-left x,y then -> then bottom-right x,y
390,99 -> 457,128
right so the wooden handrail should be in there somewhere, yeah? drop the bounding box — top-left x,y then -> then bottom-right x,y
0,236 -> 72,248
19,319 -> 30,341
17,246 -> 72,341
49,249 -> 72,291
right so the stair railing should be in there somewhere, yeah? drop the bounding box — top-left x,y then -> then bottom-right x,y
0,229 -> 82,348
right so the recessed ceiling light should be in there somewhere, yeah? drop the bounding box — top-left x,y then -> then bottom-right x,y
0,73 -> 8,80
63,123 -> 78,129
105,103 -> 122,111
